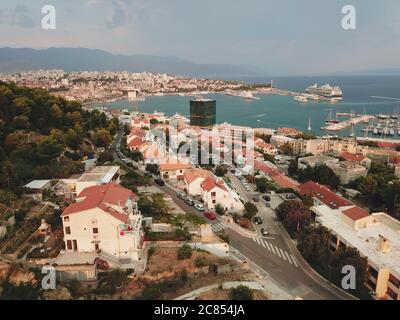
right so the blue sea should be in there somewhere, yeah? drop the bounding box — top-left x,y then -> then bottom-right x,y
96,75 -> 400,138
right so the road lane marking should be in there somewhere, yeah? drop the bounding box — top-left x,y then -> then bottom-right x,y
260,240 -> 266,248
270,245 -> 277,255
290,254 -> 299,267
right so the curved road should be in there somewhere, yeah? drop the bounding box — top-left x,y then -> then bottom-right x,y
112,130 -> 355,300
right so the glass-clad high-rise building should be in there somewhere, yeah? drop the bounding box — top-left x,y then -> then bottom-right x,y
190,99 -> 216,127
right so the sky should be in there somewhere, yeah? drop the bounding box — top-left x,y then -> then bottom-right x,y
0,0 -> 399,75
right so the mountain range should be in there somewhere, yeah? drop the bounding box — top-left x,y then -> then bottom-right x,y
0,47 -> 263,77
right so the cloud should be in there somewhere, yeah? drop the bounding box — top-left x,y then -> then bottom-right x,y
0,4 -> 35,28
105,0 -> 134,29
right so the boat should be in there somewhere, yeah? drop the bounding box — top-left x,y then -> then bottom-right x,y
389,128 -> 395,136
240,92 -> 260,100
303,93 -> 320,100
325,109 -> 340,124
376,114 -> 390,120
294,95 -> 308,103
372,128 -> 378,135
305,83 -> 343,101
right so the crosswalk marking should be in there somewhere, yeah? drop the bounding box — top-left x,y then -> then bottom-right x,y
211,222 -> 227,232
269,244 -> 277,255
252,237 -> 299,268
285,252 -> 293,264
279,249 -> 287,261
264,240 -> 271,252
290,254 -> 299,267
274,246 -> 282,258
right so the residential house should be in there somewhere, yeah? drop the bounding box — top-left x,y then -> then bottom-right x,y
200,177 -> 244,212
160,161 -> 193,181
61,183 -> 144,263
184,168 -> 213,196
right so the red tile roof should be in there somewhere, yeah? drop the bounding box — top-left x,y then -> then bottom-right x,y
201,177 -> 227,192
342,206 -> 370,221
128,137 -> 145,148
253,160 -> 299,190
184,169 -> 213,184
62,183 -> 136,223
341,152 -> 366,163
298,181 -> 351,209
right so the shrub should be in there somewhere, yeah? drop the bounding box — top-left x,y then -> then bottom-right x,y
195,256 -> 209,268
215,204 -> 225,216
228,285 -> 253,300
177,244 -> 193,260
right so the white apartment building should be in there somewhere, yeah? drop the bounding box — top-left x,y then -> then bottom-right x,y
61,183 -> 144,263
313,204 -> 400,300
327,161 -> 368,185
297,155 -> 339,170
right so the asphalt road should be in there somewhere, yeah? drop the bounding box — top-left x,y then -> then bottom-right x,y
112,130 -> 355,300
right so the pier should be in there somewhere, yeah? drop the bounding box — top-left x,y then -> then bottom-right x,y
324,115 -> 375,131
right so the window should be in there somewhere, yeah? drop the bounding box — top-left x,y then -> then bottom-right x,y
65,227 -> 71,235
93,228 -> 99,234
369,266 -> 379,279
387,287 -> 398,300
66,240 -> 72,250
389,274 -> 400,288
211,192 -> 216,197
64,216 -> 69,222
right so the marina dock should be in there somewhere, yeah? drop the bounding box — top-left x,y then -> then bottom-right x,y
324,115 -> 375,131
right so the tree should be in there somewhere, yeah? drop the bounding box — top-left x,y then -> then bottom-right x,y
92,129 -> 112,148
280,143 -> 294,156
276,200 -> 312,235
131,150 -> 144,162
297,164 -> 340,189
64,129 -> 82,149
146,163 -> 159,175
97,151 -> 114,165
215,165 -> 227,177
255,177 -> 269,193
215,204 -> 225,215
228,285 -> 253,300
177,244 -> 193,260
243,202 -> 258,220
297,225 -> 331,271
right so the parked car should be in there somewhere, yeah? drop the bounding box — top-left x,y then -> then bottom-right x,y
155,178 -> 165,186
264,202 -> 271,208
145,172 -> 152,177
185,197 -> 195,206
194,203 -> 205,212
253,197 -> 259,202
263,195 -> 271,202
245,186 -> 251,192
204,211 -> 216,221
253,217 -> 262,225
285,194 -> 297,200
260,228 -> 269,236
177,193 -> 187,200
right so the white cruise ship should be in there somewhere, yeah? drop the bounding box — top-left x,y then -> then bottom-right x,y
305,83 -> 343,100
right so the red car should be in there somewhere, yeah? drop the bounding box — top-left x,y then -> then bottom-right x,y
204,211 -> 217,221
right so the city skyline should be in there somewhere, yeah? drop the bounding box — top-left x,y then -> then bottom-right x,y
0,0 -> 399,75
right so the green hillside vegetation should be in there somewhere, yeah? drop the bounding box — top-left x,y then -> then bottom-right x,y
0,82 -> 118,195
